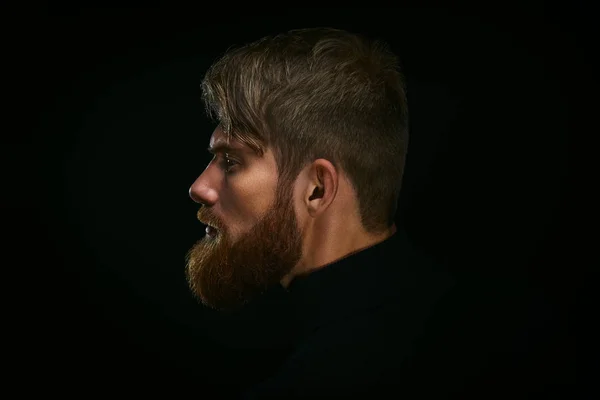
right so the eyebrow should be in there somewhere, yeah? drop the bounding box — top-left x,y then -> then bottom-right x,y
206,144 -> 244,155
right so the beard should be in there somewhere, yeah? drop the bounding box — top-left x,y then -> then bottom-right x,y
185,184 -> 303,313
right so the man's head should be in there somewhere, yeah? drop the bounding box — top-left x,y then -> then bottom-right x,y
186,28 -> 409,312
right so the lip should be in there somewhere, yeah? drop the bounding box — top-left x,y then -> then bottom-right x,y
199,220 -> 216,228
205,225 -> 218,237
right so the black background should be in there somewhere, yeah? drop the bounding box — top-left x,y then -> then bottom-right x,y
6,4 -> 589,397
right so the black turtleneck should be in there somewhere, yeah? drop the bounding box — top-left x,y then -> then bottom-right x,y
241,227 -> 542,399
283,228 -> 455,349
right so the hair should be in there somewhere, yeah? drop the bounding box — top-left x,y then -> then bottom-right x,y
201,27 -> 409,235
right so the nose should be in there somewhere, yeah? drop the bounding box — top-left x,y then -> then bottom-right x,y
189,186 -> 201,203
189,175 -> 217,205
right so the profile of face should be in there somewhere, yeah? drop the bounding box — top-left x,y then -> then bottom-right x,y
185,126 -> 304,312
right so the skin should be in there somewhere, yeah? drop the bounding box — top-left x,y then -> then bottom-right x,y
186,125 -> 397,312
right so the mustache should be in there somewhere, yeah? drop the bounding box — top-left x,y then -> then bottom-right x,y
196,208 -> 220,229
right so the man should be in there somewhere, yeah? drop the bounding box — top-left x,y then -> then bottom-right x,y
186,28 -> 532,398
186,27 -> 408,314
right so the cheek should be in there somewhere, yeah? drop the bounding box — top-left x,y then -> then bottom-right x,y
225,158 -> 281,228
242,167 -> 279,210
227,183 -> 275,230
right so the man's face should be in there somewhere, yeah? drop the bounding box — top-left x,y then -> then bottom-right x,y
186,126 -> 304,312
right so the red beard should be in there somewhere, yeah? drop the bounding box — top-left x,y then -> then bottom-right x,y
185,187 -> 303,312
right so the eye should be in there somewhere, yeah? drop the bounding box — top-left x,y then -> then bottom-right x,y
220,154 -> 239,173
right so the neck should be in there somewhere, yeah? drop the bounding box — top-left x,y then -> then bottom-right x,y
280,222 -> 397,289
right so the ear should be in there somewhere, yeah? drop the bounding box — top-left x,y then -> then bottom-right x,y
304,159 -> 338,217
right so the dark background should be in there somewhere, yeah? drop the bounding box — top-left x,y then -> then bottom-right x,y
6,4 -> 589,397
